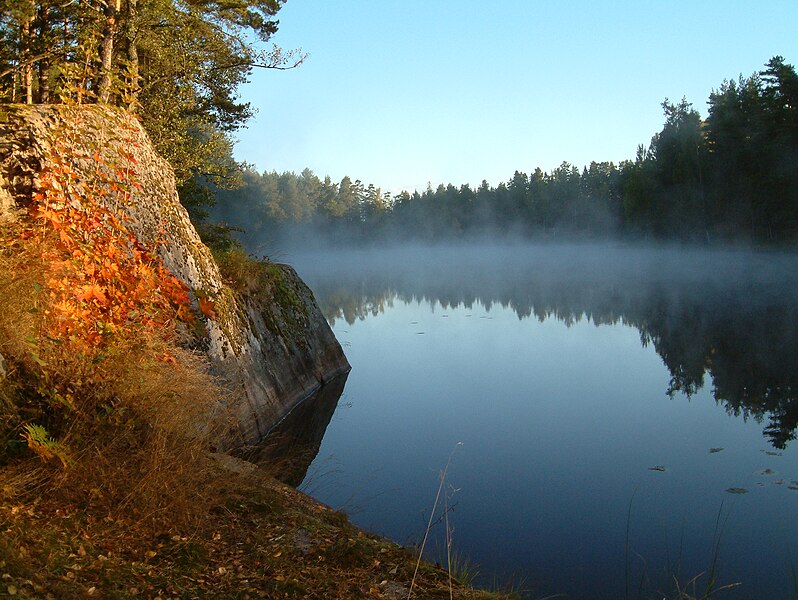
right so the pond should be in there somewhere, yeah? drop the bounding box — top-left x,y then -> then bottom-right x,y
273,243 -> 798,599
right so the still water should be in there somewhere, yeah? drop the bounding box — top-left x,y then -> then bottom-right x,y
281,244 -> 798,599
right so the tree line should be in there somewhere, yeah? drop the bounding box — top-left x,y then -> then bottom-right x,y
209,56 -> 798,249
1,0 -> 303,195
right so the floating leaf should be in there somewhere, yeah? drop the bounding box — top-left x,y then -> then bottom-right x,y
763,450 -> 783,456
725,487 -> 748,494
759,468 -> 776,476
648,466 -> 666,472
709,447 -> 724,453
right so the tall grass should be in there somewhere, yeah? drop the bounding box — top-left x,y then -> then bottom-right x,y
624,490 -> 742,600
409,442 -> 463,599
0,219 -> 233,532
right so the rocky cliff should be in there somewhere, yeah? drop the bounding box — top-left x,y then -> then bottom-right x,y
0,104 -> 349,446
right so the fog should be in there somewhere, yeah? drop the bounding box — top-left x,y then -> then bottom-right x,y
279,241 -> 798,447
282,241 -> 798,312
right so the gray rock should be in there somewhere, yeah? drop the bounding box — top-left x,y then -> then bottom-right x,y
0,105 -> 350,448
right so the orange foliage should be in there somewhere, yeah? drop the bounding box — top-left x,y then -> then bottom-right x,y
20,132 -> 200,364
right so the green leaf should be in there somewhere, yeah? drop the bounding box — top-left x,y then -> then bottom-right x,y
28,351 -> 47,367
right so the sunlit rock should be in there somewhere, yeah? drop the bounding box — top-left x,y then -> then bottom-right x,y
0,104 -> 350,447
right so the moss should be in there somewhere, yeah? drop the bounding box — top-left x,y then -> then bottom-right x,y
264,264 -> 306,315
212,248 -> 311,352
258,265 -> 309,350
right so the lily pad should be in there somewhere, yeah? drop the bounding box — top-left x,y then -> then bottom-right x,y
725,487 -> 749,494
709,447 -> 724,454
648,466 -> 666,472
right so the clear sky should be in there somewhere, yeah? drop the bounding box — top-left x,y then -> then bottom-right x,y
233,1 -> 798,194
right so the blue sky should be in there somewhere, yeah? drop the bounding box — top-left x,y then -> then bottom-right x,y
234,1 -> 798,194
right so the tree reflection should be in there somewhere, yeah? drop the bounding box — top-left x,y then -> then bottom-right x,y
299,247 -> 798,447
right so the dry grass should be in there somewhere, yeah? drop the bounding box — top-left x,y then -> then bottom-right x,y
0,220 -> 513,599
0,217 -> 228,533
0,460 -> 516,599
213,246 -> 273,293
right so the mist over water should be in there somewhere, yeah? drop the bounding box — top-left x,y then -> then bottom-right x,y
275,242 -> 798,599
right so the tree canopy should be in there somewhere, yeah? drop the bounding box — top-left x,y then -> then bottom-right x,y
208,56 -> 798,249
0,0 -> 305,191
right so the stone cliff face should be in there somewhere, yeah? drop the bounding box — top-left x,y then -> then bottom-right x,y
0,104 -> 349,446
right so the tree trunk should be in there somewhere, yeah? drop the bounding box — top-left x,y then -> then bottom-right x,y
37,4 -> 50,103
125,0 -> 139,110
98,0 -> 121,103
21,11 -> 35,104
11,68 -> 19,103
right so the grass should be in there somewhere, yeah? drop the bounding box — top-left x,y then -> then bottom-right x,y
0,455 -> 514,599
447,550 -> 486,589
406,444 -> 522,600
212,246 -> 273,293
624,492 -> 744,600
410,442 -> 463,597
0,218 -> 510,599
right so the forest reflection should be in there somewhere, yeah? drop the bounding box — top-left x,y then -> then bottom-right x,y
293,245 -> 798,449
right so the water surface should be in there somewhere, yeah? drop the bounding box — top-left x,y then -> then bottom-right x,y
283,244 -> 798,599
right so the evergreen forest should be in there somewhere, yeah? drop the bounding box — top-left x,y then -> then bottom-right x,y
208,57 -> 798,249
